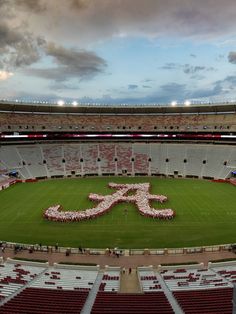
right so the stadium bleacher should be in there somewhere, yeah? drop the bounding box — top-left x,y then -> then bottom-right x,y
0,109 -> 235,132
0,287 -> 89,314
1,260 -> 235,313
0,143 -> 235,179
91,291 -> 174,314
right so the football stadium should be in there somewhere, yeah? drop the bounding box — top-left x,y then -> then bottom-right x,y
0,101 -> 236,313
1,0 -> 236,313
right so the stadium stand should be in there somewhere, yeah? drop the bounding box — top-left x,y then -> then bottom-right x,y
0,147 -> 22,170
99,268 -> 120,292
17,146 -> 47,178
0,102 -> 236,180
159,265 -> 234,313
82,144 -> 99,174
0,261 -> 99,313
30,267 -> 98,291
42,145 -> 64,176
116,144 -> 133,174
64,144 -> 82,175
0,261 -> 46,302
160,267 -> 232,290
91,291 -> 174,314
133,143 -> 149,174
0,106 -> 236,132
0,143 -> 235,179
138,267 -> 162,292
211,261 -> 236,284
0,287 -> 89,314
0,260 -> 236,313
99,143 -> 116,174
0,175 -> 16,191
173,287 -> 233,313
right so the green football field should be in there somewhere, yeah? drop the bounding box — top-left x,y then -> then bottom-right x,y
0,177 -> 235,249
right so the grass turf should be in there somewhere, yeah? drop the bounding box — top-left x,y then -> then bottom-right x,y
0,177 -> 235,249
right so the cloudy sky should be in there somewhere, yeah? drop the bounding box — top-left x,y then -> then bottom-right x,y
1,0 -> 236,104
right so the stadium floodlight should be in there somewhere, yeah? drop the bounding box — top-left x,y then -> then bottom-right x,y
72,101 -> 78,106
184,100 -> 191,106
171,101 -> 177,107
57,100 -> 65,106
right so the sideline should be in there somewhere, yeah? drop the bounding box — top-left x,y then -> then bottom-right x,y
1,248 -> 236,268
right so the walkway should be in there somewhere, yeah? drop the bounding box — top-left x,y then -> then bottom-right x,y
120,269 -> 141,293
1,248 -> 235,268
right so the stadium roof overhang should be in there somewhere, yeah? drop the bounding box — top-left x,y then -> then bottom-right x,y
0,101 -> 236,115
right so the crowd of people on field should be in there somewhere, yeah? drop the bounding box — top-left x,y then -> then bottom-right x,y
43,182 -> 175,222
